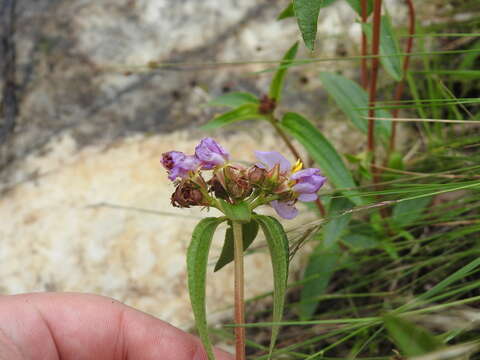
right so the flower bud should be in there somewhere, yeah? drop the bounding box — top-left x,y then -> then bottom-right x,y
258,95 -> 276,115
247,165 -> 266,185
161,151 -> 200,181
195,137 -> 229,169
224,166 -> 252,200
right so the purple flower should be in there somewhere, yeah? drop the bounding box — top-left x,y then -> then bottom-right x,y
254,151 -> 327,219
291,168 -> 326,202
161,151 -> 200,181
195,137 -> 229,169
255,151 -> 291,173
271,200 -> 298,220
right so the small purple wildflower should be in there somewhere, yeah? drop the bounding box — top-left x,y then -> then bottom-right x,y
254,151 -> 326,219
291,168 -> 327,202
161,151 -> 200,181
195,137 -> 229,169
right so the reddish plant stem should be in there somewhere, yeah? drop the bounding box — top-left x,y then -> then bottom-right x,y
269,116 -> 327,217
367,0 -> 383,176
360,0 -> 369,89
233,221 -> 246,360
388,0 -> 416,153
270,119 -> 303,161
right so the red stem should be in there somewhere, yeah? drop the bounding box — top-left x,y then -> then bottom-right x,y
367,0 -> 383,175
389,0 -> 416,152
360,0 -> 369,89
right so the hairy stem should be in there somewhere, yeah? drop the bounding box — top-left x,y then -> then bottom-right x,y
367,0 -> 383,176
389,0 -> 416,153
268,115 -> 327,216
360,0 -> 369,89
233,221 -> 246,360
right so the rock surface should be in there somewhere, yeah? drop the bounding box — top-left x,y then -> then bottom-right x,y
0,128 -> 318,330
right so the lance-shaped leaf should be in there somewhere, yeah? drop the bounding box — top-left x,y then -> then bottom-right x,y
293,0 -> 322,50
187,217 -> 225,360
279,0 -> 338,21
269,42 -> 299,102
299,242 -> 340,320
254,215 -> 289,359
280,112 -> 364,205
207,92 -> 259,108
201,103 -> 264,131
392,196 -> 431,229
384,315 -> 442,356
323,196 -> 354,248
214,220 -> 259,272
319,72 -> 392,140
277,2 -> 295,20
362,15 -> 403,81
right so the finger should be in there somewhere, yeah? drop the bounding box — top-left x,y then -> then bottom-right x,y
0,293 -> 233,360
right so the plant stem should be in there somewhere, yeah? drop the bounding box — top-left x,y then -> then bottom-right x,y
233,221 -> 246,360
389,0 -> 416,153
360,0 -> 369,89
267,115 -> 327,217
269,117 -> 302,161
367,0 -> 383,177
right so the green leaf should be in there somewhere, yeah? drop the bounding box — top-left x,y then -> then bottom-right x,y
269,42 -> 299,102
214,220 -> 259,272
207,92 -> 259,108
201,104 -> 263,131
277,2 -> 295,20
343,233 -> 379,251
319,72 -> 392,140
387,151 -> 404,171
323,197 -> 354,248
345,0 -> 373,16
384,315 -> 442,356
187,217 -> 225,360
299,243 -> 340,319
218,200 -> 252,223
254,215 -> 289,359
380,15 -> 403,81
279,0 -> 337,21
362,15 -> 403,81
392,197 -> 432,229
293,0 -> 322,50
280,112 -> 363,205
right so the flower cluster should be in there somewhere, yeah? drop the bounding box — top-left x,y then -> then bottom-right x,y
161,138 -> 326,219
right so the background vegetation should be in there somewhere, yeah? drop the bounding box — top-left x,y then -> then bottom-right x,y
195,0 -> 480,358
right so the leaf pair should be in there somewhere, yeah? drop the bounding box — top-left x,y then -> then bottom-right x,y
187,215 -> 289,359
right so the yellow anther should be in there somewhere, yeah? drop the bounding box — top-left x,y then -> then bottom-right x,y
291,159 -> 303,173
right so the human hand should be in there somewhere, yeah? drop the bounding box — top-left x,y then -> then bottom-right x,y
0,292 -> 233,360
